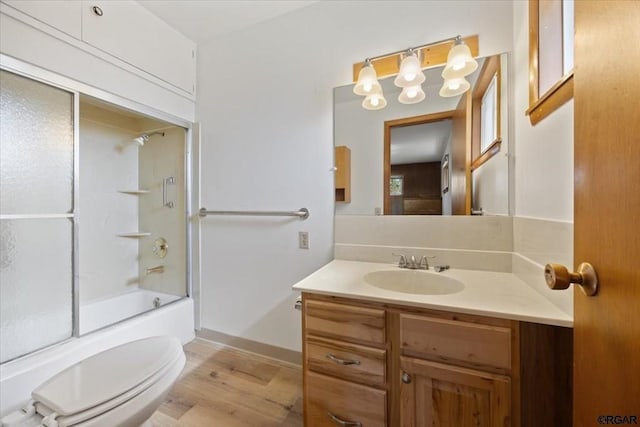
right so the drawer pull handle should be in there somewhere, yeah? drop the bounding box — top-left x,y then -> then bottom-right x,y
326,353 -> 361,366
327,411 -> 362,427
92,6 -> 103,16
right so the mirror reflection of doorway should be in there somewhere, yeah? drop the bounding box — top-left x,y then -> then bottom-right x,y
385,113 -> 454,215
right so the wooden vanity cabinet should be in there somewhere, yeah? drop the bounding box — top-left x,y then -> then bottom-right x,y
302,293 -> 571,427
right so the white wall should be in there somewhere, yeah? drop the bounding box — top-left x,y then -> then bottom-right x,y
197,1 -> 513,351
512,1 -> 573,221
472,54 -> 511,216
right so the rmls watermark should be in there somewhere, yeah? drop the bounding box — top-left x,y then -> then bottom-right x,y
598,415 -> 638,425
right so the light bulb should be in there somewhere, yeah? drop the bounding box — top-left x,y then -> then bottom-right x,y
452,61 -> 465,71
439,77 -> 470,97
354,62 -> 382,96
362,91 -> 387,110
394,53 -> 425,88
442,40 -> 478,79
398,85 -> 425,104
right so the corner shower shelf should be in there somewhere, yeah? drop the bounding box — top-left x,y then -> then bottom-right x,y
118,190 -> 150,195
117,232 -> 151,238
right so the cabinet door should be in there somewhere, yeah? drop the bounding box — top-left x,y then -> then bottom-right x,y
400,357 -> 510,427
2,0 -> 82,39
81,0 -> 196,94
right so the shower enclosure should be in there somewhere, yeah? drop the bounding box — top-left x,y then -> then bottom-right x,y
0,67 -> 193,364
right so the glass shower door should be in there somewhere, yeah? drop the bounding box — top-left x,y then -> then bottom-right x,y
0,69 -> 75,363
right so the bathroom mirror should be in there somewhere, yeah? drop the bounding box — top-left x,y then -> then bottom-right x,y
334,53 -> 509,216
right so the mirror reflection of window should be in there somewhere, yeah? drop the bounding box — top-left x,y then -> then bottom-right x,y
471,55 -> 501,169
480,74 -> 497,153
390,176 -> 404,196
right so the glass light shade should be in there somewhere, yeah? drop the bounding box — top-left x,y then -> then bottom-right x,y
394,54 -> 426,88
439,77 -> 471,97
442,43 -> 478,79
398,85 -> 426,104
362,90 -> 387,110
353,63 -> 382,96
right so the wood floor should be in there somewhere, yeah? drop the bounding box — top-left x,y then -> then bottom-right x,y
149,338 -> 303,426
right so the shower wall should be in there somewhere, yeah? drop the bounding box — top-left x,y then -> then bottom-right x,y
79,104 -> 140,303
138,122 -> 186,297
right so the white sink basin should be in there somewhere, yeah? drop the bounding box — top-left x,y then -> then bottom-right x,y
363,270 -> 465,295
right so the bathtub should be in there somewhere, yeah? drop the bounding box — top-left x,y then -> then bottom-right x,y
0,292 -> 194,415
80,289 -> 183,334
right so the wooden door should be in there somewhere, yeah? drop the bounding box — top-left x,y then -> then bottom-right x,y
399,357 -> 510,427
573,1 -> 640,424
450,94 -> 472,215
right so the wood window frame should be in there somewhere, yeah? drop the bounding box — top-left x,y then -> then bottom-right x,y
526,0 -> 574,126
471,55 -> 502,171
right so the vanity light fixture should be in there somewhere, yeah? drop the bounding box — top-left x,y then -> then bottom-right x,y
439,77 -> 471,98
442,36 -> 478,79
353,34 -> 479,110
398,85 -> 426,104
353,59 -> 382,96
394,49 -> 426,88
362,88 -> 388,110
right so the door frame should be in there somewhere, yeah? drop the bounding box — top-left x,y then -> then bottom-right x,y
383,110 -> 456,215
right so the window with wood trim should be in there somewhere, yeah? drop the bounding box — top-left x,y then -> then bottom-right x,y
471,55 -> 501,171
480,74 -> 498,154
527,0 -> 574,125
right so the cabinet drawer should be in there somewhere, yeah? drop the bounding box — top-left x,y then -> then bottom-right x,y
306,336 -> 386,387
400,313 -> 512,370
305,299 -> 385,346
306,371 -> 386,427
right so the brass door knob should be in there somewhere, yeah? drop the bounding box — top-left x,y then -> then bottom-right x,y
544,262 -> 598,296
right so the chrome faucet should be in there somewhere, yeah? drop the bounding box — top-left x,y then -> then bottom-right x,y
393,253 -> 435,270
145,265 -> 164,275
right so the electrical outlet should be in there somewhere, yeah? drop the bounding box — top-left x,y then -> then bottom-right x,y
298,231 -> 309,249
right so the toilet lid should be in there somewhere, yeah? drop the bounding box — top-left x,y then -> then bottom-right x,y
32,336 -> 182,417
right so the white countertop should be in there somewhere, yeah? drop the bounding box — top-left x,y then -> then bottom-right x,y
292,260 -> 572,328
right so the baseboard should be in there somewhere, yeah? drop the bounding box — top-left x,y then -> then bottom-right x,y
196,328 -> 302,366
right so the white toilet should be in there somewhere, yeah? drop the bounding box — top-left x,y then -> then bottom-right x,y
1,336 -> 185,427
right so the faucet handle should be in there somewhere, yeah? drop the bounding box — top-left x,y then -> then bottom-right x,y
392,253 -> 408,268
419,255 -> 436,270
